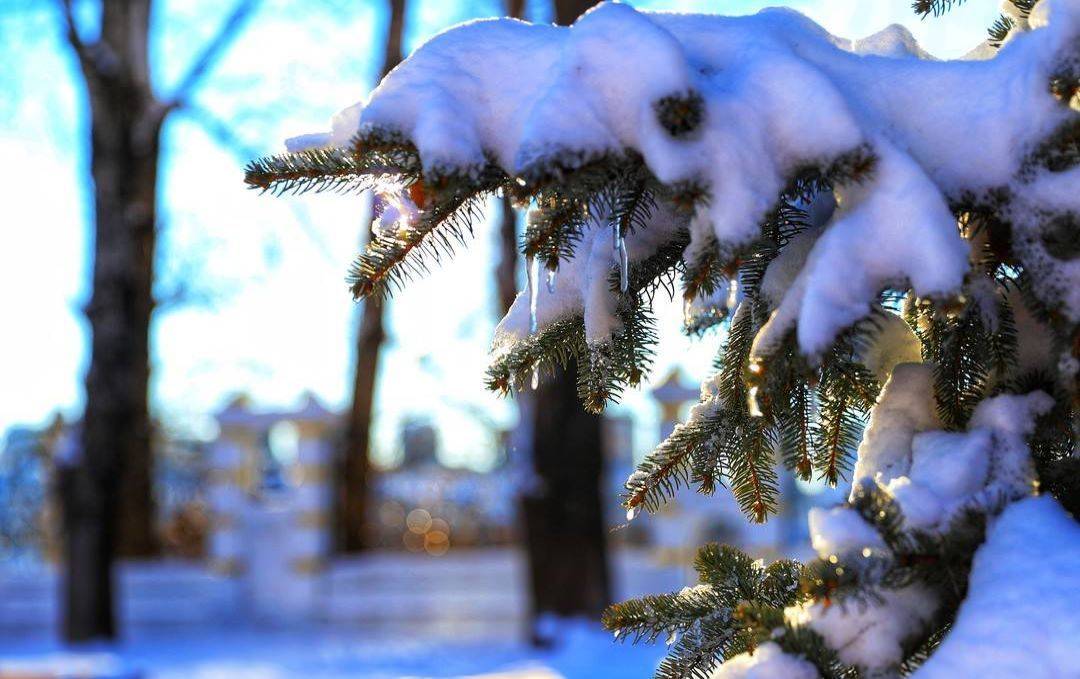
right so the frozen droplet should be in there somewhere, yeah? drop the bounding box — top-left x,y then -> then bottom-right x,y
531,367 -> 540,390
546,268 -> 557,294
626,506 -> 639,521
747,386 -> 763,418
683,298 -> 693,325
726,276 -> 739,313
617,237 -> 629,293
613,629 -> 622,639
527,256 -> 538,334
666,631 -> 678,646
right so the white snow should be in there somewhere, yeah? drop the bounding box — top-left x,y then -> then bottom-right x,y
305,1 -> 1080,359
913,496 -> 1080,679
794,365 -> 1056,672
854,311 -> 922,382
708,642 -> 819,679
806,505 -> 883,559
850,362 -> 940,488
787,585 -> 938,670
758,228 -> 819,311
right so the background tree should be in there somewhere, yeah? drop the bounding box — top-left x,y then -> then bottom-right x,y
56,0 -> 256,642
336,0 -> 408,555
518,0 -> 612,644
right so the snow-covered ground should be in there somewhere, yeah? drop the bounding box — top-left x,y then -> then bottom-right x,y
0,549 -> 680,678
0,622 -> 666,678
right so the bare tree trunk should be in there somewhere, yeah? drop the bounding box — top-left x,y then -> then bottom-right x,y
521,0 -> 609,645
338,0 -> 408,553
57,0 -> 255,641
59,0 -> 161,641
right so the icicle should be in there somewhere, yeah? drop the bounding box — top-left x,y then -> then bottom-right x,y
531,366 -> 540,390
626,506 -> 639,521
527,256 -> 538,334
666,631 -> 679,646
612,222 -> 621,251
748,386 -> 764,417
725,276 -> 739,313
747,358 -> 765,417
617,237 -> 629,293
546,268 -> 557,294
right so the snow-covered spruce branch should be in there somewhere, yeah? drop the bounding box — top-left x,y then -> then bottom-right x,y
246,0 -> 1079,677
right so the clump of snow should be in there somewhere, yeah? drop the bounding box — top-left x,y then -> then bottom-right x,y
792,364 -> 1055,672
855,311 -> 922,382
843,24 -> 935,60
300,0 -> 1079,358
788,586 -> 938,670
758,228 -> 820,311
913,496 -> 1080,679
751,138 -> 969,357
708,642 -> 819,679
806,505 -> 883,559
850,362 -> 939,488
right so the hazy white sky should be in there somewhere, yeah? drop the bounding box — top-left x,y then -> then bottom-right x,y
0,0 -> 1002,469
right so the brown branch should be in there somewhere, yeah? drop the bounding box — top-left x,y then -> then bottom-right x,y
55,0 -> 119,79
167,0 -> 260,109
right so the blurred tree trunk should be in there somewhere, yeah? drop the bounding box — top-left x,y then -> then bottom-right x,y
337,0 -> 408,553
521,0 -> 610,645
57,0 -> 255,641
60,0 -> 161,642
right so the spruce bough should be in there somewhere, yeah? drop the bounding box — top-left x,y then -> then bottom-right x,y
247,1 -> 1079,676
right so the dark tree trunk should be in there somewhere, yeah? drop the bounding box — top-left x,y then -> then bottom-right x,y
496,195 -> 519,315
337,0 -> 408,553
520,0 -> 609,645
57,0 -> 254,641
60,0 -> 162,642
523,364 -> 611,629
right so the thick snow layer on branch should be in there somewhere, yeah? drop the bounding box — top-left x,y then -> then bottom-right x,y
851,363 -> 939,488
788,586 -> 938,670
708,642 -> 819,679
320,0 -> 1079,356
791,367 -> 1055,672
850,366 -> 1051,530
913,496 -> 1080,679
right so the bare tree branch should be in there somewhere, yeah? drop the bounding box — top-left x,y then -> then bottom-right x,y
167,0 -> 260,109
54,0 -> 123,81
57,0 -> 86,53
180,104 -> 261,160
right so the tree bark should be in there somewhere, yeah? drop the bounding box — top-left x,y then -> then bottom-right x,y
59,0 -> 162,641
337,0 -> 408,553
520,0 -> 609,645
57,0 -> 254,641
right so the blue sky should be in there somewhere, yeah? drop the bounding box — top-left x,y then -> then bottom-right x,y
0,0 -> 1001,469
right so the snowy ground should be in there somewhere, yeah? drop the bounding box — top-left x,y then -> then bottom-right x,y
0,622 -> 666,679
0,549 -> 679,678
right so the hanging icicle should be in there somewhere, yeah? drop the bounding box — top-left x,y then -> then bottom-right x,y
527,255 -> 538,334
617,237 -> 629,293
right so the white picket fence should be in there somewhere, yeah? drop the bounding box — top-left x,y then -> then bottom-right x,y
0,548 -> 687,638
